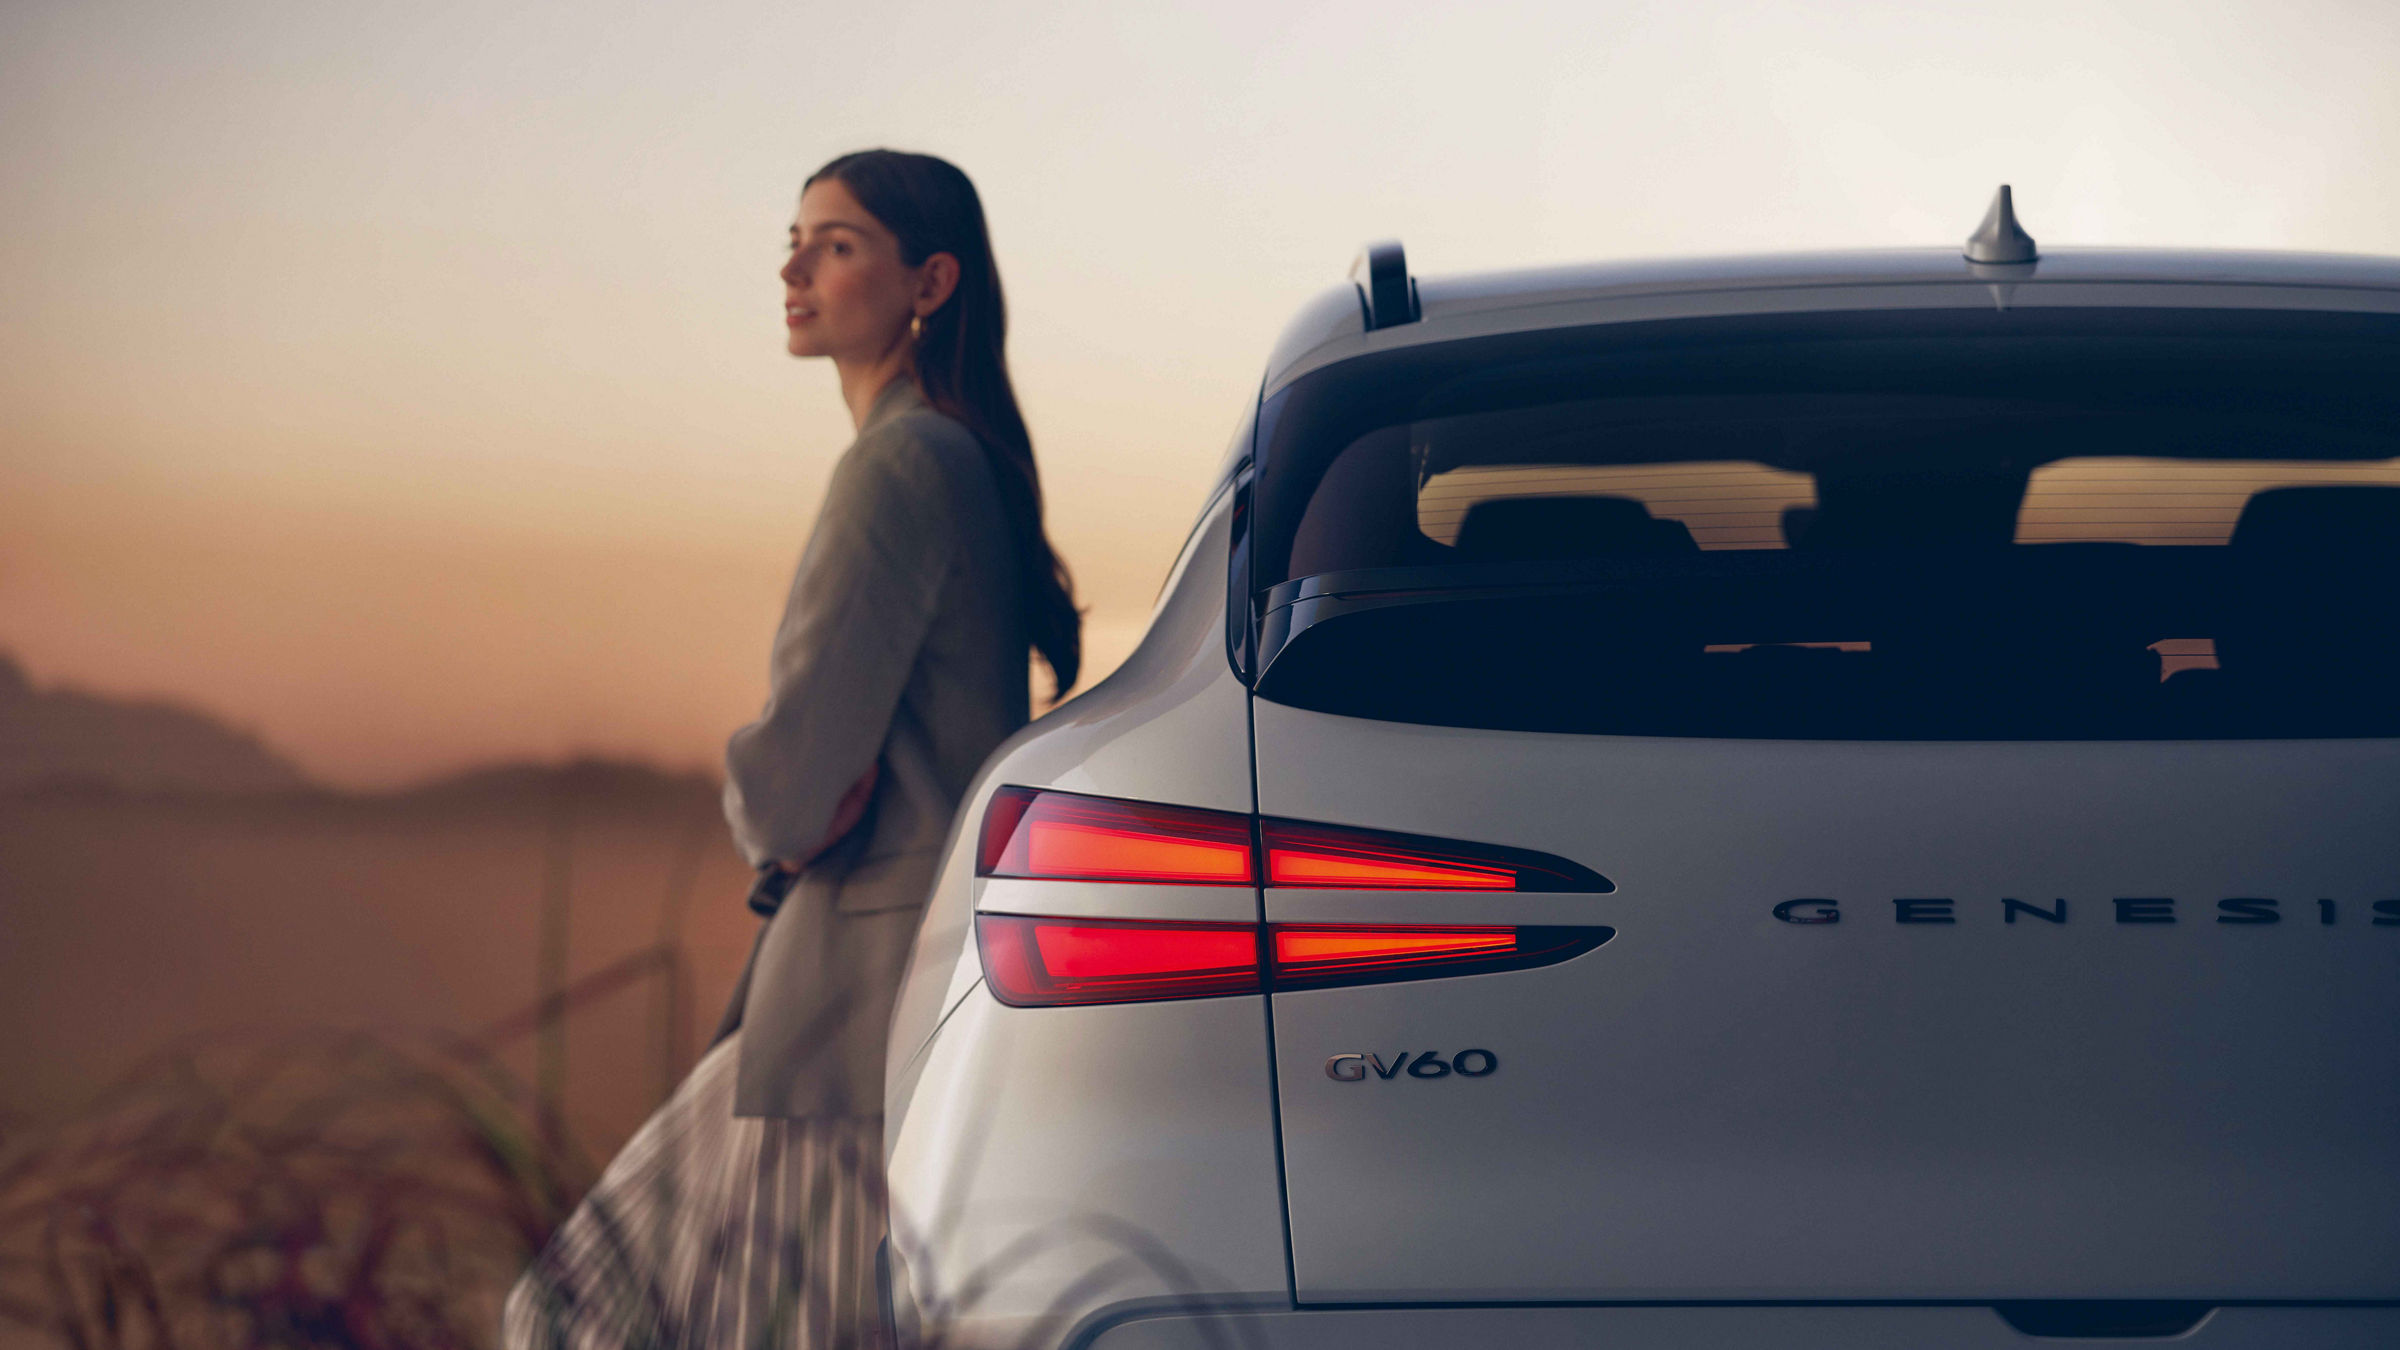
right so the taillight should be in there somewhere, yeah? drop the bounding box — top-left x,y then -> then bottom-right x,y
977,788 -> 1611,893
978,787 -> 1254,885
977,914 -> 1614,1007
1261,819 -> 1610,892
1271,924 -> 1612,990
977,915 -> 1262,1006
975,789 -> 1615,1004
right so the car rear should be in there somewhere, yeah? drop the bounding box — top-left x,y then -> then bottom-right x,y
886,252 -> 2400,1348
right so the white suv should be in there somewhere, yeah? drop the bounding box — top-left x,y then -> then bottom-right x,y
878,200 -> 2400,1349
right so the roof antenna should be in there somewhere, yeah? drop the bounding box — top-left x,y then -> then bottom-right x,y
1964,185 -> 2038,264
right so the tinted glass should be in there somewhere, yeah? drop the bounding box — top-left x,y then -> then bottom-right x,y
1251,308 -> 2400,738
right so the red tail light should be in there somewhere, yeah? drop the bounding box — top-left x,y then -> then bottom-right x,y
979,787 -> 1254,885
1271,924 -> 1612,990
977,914 -> 1614,1007
1261,819 -> 1608,892
977,788 -> 1611,893
978,915 -> 1262,1006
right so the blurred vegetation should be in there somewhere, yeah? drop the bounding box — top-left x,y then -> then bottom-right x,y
0,754 -> 720,1350
0,1033 -> 591,1350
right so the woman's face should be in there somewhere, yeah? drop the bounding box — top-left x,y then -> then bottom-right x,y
780,177 -> 926,362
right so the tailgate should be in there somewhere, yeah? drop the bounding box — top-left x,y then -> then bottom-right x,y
1257,699 -> 2400,1302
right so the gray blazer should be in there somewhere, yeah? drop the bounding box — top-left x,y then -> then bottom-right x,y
723,378 -> 1028,1118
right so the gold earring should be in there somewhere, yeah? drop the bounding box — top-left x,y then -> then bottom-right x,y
910,314 -> 924,341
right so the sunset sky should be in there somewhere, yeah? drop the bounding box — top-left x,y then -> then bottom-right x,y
5,0 -> 2397,787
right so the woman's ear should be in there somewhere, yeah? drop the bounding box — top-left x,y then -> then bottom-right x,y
915,252 -> 962,318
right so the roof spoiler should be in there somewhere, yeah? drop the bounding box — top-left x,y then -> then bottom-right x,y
1350,240 -> 1421,330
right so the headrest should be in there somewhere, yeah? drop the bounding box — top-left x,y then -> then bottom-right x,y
1454,495 -> 1698,562
2232,485 -> 2400,560
2221,485 -> 2400,678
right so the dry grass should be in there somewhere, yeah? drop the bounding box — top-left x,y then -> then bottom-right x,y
0,765 -> 738,1350
0,1033 -> 590,1350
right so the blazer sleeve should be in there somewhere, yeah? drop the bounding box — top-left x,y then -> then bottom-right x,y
722,425 -> 963,867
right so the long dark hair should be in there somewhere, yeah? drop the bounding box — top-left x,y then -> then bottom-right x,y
806,149 -> 1082,699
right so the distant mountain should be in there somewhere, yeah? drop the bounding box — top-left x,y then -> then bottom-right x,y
394,757 -> 718,808
0,652 -> 312,795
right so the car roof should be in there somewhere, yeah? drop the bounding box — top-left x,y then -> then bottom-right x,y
1258,246 -> 2400,401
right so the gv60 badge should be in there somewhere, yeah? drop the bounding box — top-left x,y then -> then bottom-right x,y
1325,1050 -> 1498,1081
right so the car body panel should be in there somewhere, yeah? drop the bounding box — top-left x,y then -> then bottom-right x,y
1255,699 -> 2400,1301
1072,1302 -> 2400,1350
884,987 -> 1287,1343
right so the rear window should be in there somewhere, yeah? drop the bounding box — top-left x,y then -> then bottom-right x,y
1251,307 -> 2400,738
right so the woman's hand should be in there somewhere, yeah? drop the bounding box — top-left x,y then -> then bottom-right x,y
776,762 -> 881,872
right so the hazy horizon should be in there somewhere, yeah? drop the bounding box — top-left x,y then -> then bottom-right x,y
7,0 -> 2398,787
1,641 -> 748,793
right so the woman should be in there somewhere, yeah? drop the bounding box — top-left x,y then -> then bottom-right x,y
504,149 -> 1078,1350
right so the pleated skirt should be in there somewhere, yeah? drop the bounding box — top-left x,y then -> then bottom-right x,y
502,1034 -> 886,1350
